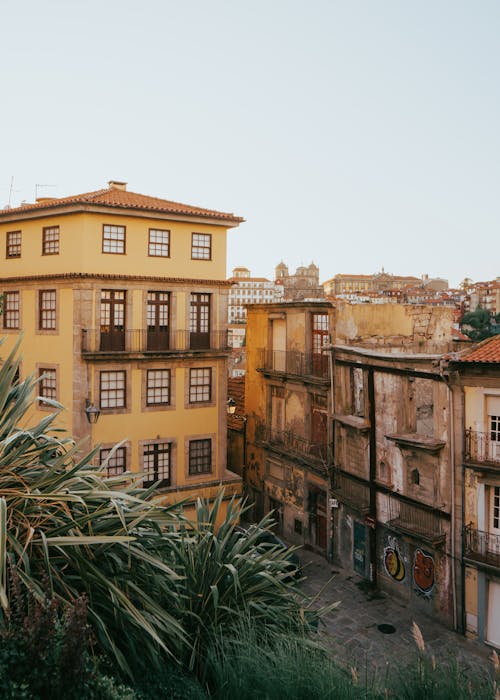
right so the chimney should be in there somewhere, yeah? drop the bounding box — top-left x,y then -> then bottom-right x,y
108,180 -> 127,191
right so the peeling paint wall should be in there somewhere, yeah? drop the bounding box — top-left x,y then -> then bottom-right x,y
335,302 -> 454,346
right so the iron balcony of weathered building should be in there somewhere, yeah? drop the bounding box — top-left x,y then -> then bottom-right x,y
387,496 -> 446,546
256,348 -> 329,380
255,421 -> 332,475
464,524 -> 500,570
464,429 -> 500,471
81,329 -> 230,356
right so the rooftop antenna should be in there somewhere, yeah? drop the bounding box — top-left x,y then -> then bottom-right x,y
35,183 -> 56,200
6,176 -> 19,208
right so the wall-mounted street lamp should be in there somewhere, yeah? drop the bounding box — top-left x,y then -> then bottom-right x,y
84,399 -> 101,424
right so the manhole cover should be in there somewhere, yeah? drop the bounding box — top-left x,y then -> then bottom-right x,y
377,623 -> 396,634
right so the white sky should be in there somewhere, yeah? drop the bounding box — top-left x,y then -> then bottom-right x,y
1,0 -> 498,288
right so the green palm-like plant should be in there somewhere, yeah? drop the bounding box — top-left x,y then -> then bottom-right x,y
0,339 -> 337,685
0,340 -> 186,677
168,492 -> 333,677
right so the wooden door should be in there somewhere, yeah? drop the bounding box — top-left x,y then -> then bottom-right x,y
100,290 -> 125,351
147,292 -> 169,350
190,293 -> 210,349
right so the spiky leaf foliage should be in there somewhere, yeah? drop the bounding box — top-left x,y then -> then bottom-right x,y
167,492 -> 337,677
0,340 -> 186,677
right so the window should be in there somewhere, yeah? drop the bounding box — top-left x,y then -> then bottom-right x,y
100,447 -> 126,477
189,439 -> 212,475
39,368 -> 56,406
39,290 -> 56,330
6,231 -> 21,258
100,371 -> 126,409
143,442 -> 171,487
189,368 -> 211,403
102,224 -> 126,254
148,229 -> 170,257
146,369 -> 170,406
191,233 -> 211,260
491,486 -> 500,534
3,291 -> 20,329
42,226 -> 59,255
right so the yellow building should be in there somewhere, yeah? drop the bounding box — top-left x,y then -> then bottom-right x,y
0,180 -> 243,513
450,336 -> 500,646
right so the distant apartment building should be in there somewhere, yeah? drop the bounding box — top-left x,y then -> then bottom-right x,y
323,270 -> 448,297
0,180 -> 244,516
228,267 -> 283,323
465,278 -> 500,316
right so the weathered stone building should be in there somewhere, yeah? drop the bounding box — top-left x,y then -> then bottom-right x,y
329,342 -> 460,628
245,301 -> 335,555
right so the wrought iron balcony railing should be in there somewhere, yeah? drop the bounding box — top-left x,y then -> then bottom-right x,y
387,498 -> 445,541
256,348 -> 329,379
464,429 -> 500,467
255,421 -> 332,467
331,470 -> 370,512
464,524 -> 500,568
81,329 -> 229,354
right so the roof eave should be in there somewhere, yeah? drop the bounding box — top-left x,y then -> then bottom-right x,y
0,201 -> 244,227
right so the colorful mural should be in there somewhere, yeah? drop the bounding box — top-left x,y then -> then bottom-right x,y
383,535 -> 406,582
413,548 -> 435,596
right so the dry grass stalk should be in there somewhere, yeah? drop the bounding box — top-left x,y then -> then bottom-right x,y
411,621 -> 425,652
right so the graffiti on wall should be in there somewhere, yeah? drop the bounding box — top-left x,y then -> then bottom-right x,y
383,535 -> 406,582
412,548 -> 435,597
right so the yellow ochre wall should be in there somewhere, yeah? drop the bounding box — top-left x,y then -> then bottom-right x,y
0,211 -> 228,281
0,199 -> 240,510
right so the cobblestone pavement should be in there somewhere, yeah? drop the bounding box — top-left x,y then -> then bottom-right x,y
299,547 -> 493,678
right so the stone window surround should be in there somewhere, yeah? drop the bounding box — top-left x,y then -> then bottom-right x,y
95,364 -> 132,415
138,437 -> 177,489
98,441 -> 132,474
184,433 -> 216,480
2,290 -> 21,331
36,288 -> 58,334
185,364 -> 216,409
142,366 -> 176,412
36,362 -> 59,411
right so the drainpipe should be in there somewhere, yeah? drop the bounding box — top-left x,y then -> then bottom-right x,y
367,368 -> 377,586
440,360 -> 458,631
327,346 -> 335,562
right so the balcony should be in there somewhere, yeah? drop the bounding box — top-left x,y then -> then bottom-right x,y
81,329 -> 229,355
387,497 -> 446,545
256,348 -> 329,380
464,429 -> 500,469
331,469 -> 370,512
255,421 -> 332,473
464,525 -> 500,569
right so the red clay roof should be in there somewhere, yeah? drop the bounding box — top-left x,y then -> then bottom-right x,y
458,335 -> 500,363
0,186 -> 243,224
227,376 -> 245,430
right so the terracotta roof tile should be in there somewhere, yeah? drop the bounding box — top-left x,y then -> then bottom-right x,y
458,334 -> 500,363
0,186 -> 243,224
227,377 -> 245,430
